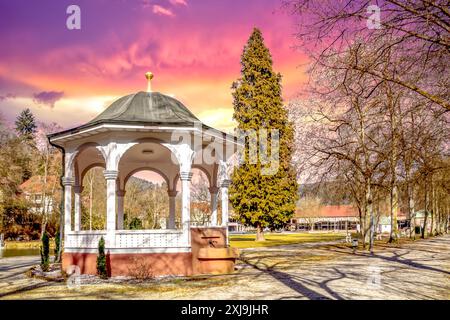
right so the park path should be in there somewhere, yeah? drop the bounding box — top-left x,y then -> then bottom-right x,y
0,235 -> 449,299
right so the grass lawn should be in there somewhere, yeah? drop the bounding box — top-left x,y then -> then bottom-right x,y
4,240 -> 55,249
229,232 -> 346,248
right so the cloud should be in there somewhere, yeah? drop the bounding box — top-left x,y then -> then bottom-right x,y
33,91 -> 64,108
152,5 -> 175,17
169,0 -> 187,6
0,93 -> 16,101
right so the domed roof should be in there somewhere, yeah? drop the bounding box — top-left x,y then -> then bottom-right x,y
88,91 -> 200,126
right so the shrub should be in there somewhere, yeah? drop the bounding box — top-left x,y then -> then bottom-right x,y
127,257 -> 154,280
40,231 -> 50,272
129,217 -> 143,230
54,230 -> 60,261
96,236 -> 108,279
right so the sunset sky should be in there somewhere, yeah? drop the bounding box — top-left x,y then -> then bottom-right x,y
0,0 -> 308,133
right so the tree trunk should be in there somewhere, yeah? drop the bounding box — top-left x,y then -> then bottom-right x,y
422,176 -> 429,239
364,181 -> 373,250
256,223 -> 265,241
410,191 -> 416,240
389,184 -> 399,242
430,178 -> 436,236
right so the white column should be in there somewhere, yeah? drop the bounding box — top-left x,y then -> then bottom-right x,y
209,186 -> 219,226
180,171 -> 192,243
117,189 -> 125,230
104,170 -> 118,248
62,177 -> 74,242
221,180 -> 231,227
73,185 -> 83,231
168,190 -> 178,229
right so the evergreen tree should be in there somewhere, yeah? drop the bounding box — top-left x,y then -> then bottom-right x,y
15,108 -> 37,139
40,231 -> 50,271
229,28 -> 299,241
96,237 -> 108,279
54,230 -> 60,262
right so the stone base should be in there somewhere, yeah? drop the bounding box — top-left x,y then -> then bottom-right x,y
62,227 -> 239,277
62,252 -> 193,277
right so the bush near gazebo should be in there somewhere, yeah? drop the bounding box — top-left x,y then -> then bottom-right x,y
40,231 -> 50,271
54,230 -> 60,261
97,237 -> 108,279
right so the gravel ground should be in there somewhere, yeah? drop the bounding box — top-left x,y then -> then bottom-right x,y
0,235 -> 449,300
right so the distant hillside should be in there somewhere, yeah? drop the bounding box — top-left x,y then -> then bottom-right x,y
128,176 -> 167,191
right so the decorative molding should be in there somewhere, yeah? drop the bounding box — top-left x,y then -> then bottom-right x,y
61,177 -> 75,186
168,190 -> 178,197
220,179 -> 231,188
116,189 -> 126,197
180,171 -> 193,181
104,170 -> 119,180
64,247 -> 192,254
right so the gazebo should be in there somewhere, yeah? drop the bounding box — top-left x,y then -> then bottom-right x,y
48,72 -> 239,277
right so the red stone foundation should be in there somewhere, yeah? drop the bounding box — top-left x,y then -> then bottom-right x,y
62,251 -> 193,277
62,227 -> 239,277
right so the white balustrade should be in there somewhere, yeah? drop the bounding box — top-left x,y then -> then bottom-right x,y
65,229 -> 187,249
66,231 -> 107,249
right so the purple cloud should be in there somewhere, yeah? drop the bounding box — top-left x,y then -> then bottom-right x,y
170,0 -> 187,6
0,93 -> 17,101
152,5 -> 175,17
33,91 -> 64,108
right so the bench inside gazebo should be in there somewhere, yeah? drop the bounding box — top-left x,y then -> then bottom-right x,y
48,72 -> 239,277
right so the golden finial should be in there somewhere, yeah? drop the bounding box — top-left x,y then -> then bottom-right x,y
145,71 -> 154,92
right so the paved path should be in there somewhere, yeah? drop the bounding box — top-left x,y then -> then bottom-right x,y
0,235 -> 449,299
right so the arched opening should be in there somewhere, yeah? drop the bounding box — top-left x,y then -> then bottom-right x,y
71,144 -> 106,231
174,167 -> 213,226
80,166 -> 106,230
123,169 -> 169,230
118,141 -> 179,230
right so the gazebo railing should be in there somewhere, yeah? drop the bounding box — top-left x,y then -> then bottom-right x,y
66,230 -> 107,249
65,229 -> 187,249
115,229 -> 186,248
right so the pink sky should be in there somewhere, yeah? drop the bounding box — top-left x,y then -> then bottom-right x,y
0,0 -> 308,133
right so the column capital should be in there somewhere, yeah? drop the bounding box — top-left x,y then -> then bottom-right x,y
168,190 -> 178,197
61,177 -> 75,186
220,179 -> 231,188
208,186 -> 219,194
180,171 -> 193,181
73,185 -> 83,193
104,170 -> 118,180
117,189 -> 126,197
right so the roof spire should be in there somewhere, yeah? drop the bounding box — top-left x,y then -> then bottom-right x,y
145,71 -> 154,92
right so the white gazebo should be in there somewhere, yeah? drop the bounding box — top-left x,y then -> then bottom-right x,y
48,72 -> 239,276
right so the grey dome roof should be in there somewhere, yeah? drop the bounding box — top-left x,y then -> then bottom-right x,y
87,91 -> 200,126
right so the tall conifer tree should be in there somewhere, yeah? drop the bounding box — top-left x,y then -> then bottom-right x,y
15,108 -> 37,140
229,28 -> 298,241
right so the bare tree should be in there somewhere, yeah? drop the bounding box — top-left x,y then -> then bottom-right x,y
283,0 -> 450,111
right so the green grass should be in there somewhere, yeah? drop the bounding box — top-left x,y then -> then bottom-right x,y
229,232 -> 346,248
4,240 -> 55,249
